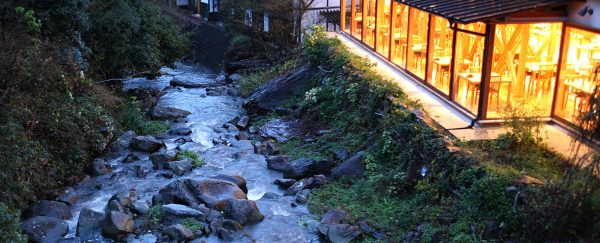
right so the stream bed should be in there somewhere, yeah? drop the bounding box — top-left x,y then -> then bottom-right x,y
63,62 -> 320,242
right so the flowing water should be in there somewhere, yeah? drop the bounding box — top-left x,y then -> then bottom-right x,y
65,62 -> 320,242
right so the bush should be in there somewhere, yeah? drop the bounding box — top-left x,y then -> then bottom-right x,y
0,203 -> 27,242
86,0 -> 189,78
239,57 -> 300,97
179,150 -> 204,168
298,27 -> 600,242
119,103 -> 169,135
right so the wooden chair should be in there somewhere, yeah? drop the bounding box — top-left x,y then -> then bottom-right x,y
530,64 -> 555,96
488,76 -> 503,110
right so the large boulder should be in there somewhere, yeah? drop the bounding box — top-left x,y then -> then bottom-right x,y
90,158 -> 111,175
165,159 -> 193,176
102,211 -> 134,241
244,64 -> 311,114
259,119 -> 301,143
170,77 -> 211,88
161,204 -> 206,224
266,155 -> 288,172
331,152 -> 366,179
129,136 -> 165,153
57,187 -> 78,205
76,208 -> 105,240
223,199 -> 264,225
283,158 -> 334,179
20,216 -> 69,243
210,174 -> 248,194
109,131 -> 136,152
152,180 -> 198,208
285,175 -> 328,196
163,224 -> 195,241
150,150 -> 179,168
318,209 -> 361,243
28,200 -> 72,220
184,179 -> 247,211
169,127 -> 192,136
153,178 -> 247,211
151,106 -> 191,120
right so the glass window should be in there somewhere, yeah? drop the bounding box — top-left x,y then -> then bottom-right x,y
390,2 -> 408,67
375,0 -> 392,58
452,23 -> 486,114
427,16 -> 453,95
555,27 -> 600,123
406,8 -> 429,79
362,0 -> 377,47
487,23 -> 562,118
342,0 -> 351,31
350,0 -> 362,39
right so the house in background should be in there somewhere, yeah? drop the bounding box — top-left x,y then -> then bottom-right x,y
339,0 -> 600,130
173,0 -> 221,21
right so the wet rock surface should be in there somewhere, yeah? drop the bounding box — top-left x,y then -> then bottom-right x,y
21,216 -> 69,243
40,63 -> 318,242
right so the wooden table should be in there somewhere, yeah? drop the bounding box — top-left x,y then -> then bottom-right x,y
457,72 -> 507,107
432,57 -> 451,86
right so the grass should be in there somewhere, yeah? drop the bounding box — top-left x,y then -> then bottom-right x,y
179,150 -> 204,168
182,218 -> 203,232
120,104 -> 170,135
239,58 -> 300,97
146,205 -> 161,225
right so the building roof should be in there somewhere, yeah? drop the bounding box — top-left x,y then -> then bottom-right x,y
397,0 -> 567,24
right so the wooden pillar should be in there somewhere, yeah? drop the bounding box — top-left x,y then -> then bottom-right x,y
516,25 -> 531,97
340,0 -> 346,31
350,0 -> 356,34
478,23 -> 496,120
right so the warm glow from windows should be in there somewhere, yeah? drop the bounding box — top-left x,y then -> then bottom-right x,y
556,27 -> 600,123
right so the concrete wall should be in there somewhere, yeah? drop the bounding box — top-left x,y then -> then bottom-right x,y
568,0 -> 600,30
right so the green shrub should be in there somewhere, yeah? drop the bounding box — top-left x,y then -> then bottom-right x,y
146,205 -> 162,225
0,203 -> 27,242
182,218 -> 203,232
179,150 -> 204,168
239,58 -> 300,97
86,0 -> 189,78
119,103 -> 169,135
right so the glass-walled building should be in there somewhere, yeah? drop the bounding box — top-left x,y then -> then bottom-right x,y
340,0 -> 600,128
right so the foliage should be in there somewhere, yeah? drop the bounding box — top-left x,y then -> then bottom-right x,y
239,57 -> 300,97
146,205 -> 162,225
297,27 -> 600,242
497,98 -> 546,152
179,150 -> 204,168
86,0 -> 189,78
119,102 -> 169,135
182,218 -> 203,232
0,203 -> 27,242
221,0 -> 295,48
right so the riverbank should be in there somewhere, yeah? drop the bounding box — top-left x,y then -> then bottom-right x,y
238,27 -> 600,242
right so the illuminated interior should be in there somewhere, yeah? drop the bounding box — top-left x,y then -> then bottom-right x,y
426,16 -> 453,95
350,0 -> 362,39
375,0 -> 391,58
390,2 -> 408,68
487,23 -> 562,118
555,27 -> 600,123
406,8 -> 429,79
452,23 -> 486,114
343,0 -> 351,31
342,1 -> 600,126
362,0 -> 377,48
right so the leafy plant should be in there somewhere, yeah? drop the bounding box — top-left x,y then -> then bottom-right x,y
119,102 -> 169,135
179,150 -> 204,168
182,218 -> 203,232
0,203 -> 27,242
146,205 -> 161,225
